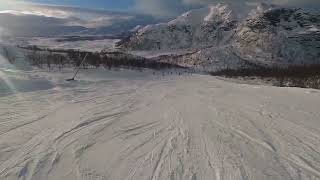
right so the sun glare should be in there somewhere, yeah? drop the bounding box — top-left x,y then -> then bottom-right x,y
0,51 -> 19,95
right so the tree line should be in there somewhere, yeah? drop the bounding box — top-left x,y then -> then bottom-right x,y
210,65 -> 320,89
16,45 -> 184,71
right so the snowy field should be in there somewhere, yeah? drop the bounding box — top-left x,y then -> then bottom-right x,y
0,68 -> 320,180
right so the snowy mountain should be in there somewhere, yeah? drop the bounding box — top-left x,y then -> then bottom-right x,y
118,4 -> 320,69
233,7 -> 320,66
118,4 -> 238,50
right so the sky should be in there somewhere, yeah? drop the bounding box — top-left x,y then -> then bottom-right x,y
26,0 -> 135,11
1,0 -> 319,17
0,0 -> 160,37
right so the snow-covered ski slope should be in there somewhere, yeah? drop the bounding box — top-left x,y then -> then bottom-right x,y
0,70 -> 320,180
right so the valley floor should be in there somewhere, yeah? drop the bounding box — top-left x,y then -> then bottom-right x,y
0,70 -> 320,180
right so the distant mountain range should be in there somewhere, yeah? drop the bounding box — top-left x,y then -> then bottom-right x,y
117,3 -> 320,70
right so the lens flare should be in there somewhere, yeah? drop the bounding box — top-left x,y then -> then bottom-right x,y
0,50 -> 19,96
0,69 -> 17,93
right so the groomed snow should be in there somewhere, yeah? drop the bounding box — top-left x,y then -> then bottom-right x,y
0,69 -> 320,180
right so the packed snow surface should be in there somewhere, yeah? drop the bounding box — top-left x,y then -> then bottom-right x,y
0,69 -> 320,180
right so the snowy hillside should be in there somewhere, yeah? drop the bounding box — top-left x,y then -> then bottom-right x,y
151,46 -> 253,72
118,3 -> 320,69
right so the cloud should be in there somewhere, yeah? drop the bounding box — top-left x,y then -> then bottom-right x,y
273,0 -> 320,7
0,3 -> 150,28
181,0 -> 320,6
133,0 -> 320,17
0,3 -> 158,37
133,0 -> 190,17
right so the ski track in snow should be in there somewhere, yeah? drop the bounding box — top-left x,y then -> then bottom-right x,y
0,74 -> 320,180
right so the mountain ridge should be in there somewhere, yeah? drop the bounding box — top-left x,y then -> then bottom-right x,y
117,3 -> 320,70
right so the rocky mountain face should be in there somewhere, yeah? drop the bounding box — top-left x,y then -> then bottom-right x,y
118,4 -> 320,70
118,4 -> 238,51
233,8 -> 320,67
